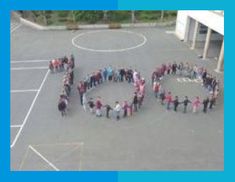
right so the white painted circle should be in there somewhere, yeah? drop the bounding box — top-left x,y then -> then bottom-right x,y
71,30 -> 147,53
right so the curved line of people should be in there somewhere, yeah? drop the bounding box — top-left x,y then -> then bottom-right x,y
57,55 -> 75,116
152,62 -> 221,113
77,66 -> 146,120
49,54 -> 75,73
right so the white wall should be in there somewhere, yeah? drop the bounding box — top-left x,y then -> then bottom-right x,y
175,11 -> 188,40
175,10 -> 224,41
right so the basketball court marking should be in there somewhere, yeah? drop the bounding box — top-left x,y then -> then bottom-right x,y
11,24 -> 22,33
28,145 -> 60,171
165,30 -> 175,34
11,69 -> 50,148
11,89 -> 39,93
176,77 -> 203,83
11,125 -> 22,128
11,66 -> 48,71
19,142 -> 84,171
11,60 -> 50,64
72,29 -> 147,53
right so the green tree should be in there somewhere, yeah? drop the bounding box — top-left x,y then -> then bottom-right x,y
74,11 -> 103,23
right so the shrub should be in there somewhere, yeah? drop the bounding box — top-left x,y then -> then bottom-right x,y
66,21 -> 79,30
109,23 -> 121,29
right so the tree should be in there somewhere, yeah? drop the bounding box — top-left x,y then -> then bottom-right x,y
131,11 -> 136,23
103,10 -> 108,22
71,11 -> 76,22
160,10 -> 164,22
42,11 -> 48,25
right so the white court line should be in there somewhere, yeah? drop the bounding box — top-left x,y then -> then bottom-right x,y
11,125 -> 22,128
11,69 -> 50,148
72,29 -> 147,53
28,145 -> 60,171
11,89 -> 38,93
11,24 -> 22,33
11,67 -> 48,71
11,60 -> 49,64
32,142 -> 84,147
165,30 -> 175,34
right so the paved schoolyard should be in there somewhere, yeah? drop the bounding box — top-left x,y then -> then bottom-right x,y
10,22 -> 224,170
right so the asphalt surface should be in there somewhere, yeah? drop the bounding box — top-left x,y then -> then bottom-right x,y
10,22 -> 224,170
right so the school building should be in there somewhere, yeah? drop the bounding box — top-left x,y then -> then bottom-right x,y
175,10 -> 224,72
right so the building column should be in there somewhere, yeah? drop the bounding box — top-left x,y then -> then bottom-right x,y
215,38 -> 224,73
203,27 -> 212,59
190,20 -> 199,49
184,17 -> 190,43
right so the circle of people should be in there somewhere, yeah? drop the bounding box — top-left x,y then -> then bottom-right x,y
53,55 -> 75,116
77,66 -> 146,120
151,62 -> 220,113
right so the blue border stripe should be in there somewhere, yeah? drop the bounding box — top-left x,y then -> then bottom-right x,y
118,171 -> 225,182
5,0 -> 118,10
118,0 -> 226,9
0,0 -> 232,182
0,4 -> 11,174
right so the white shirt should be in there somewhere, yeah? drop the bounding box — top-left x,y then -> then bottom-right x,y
114,104 -> 121,112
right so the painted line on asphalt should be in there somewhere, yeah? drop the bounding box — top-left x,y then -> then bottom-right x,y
11,89 -> 39,93
11,66 -> 48,71
11,69 -> 50,148
11,24 -> 22,33
72,29 -> 147,53
11,125 -> 22,128
28,145 -> 59,171
11,60 -> 49,64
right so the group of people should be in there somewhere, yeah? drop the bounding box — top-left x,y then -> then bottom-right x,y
152,62 -> 220,113
57,55 -> 75,116
49,54 -> 75,73
57,60 -> 221,116
77,66 -> 146,120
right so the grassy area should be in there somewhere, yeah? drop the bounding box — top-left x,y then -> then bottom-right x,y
19,11 -> 177,26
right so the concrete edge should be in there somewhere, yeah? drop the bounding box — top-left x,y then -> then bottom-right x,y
20,17 -> 47,30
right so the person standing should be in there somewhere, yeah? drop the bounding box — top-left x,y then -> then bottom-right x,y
70,54 -> 75,69
209,95 -> 216,110
182,96 -> 191,113
127,103 -> 133,116
133,92 -> 138,112
87,98 -> 95,113
103,68 -> 108,81
192,96 -> 201,113
137,92 -> 143,109
159,88 -> 166,105
82,93 -> 87,112
77,81 -> 85,105
107,66 -> 113,81
114,101 -> 122,120
58,96 -> 67,117
120,68 -> 125,82
172,62 -> 177,75
165,91 -> 172,110
68,68 -> 74,85
202,97 -> 210,113
173,96 -> 179,112
122,101 -> 129,117
95,97 -> 103,117
167,63 -> 171,75
105,104 -> 112,118
153,81 -> 161,98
